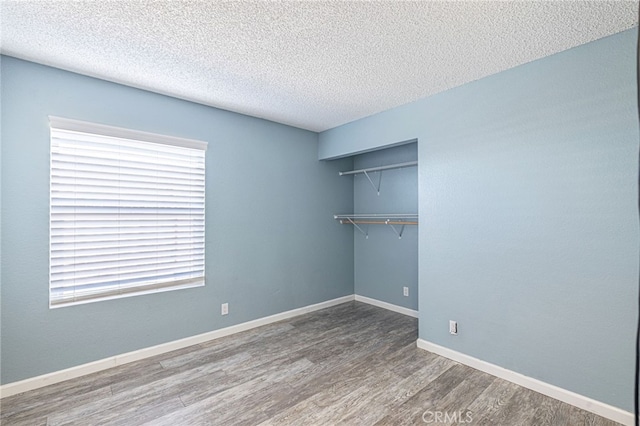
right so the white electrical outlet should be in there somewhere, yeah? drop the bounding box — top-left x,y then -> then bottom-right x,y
449,320 -> 458,335
221,303 -> 229,315
403,287 -> 409,297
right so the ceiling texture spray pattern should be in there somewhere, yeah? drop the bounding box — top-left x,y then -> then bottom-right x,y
0,1 -> 637,132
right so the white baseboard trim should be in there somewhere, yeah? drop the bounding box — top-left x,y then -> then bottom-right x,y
0,295 -> 355,399
416,339 -> 633,426
354,294 -> 418,318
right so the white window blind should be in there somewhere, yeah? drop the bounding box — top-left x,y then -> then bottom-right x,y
49,117 -> 207,307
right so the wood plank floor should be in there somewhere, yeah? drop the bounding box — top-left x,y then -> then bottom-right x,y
0,302 -> 622,425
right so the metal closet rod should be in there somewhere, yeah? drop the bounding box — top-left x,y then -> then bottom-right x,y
334,214 -> 418,219
338,161 -> 418,176
338,220 -> 418,225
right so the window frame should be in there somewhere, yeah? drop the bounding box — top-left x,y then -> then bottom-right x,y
48,116 -> 208,308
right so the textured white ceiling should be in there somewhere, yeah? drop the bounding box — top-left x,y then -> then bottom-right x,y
1,1 -> 637,132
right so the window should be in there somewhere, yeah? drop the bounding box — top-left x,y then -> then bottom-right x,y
49,117 -> 207,307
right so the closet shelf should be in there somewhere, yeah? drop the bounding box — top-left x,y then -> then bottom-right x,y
334,214 -> 418,239
338,161 -> 417,196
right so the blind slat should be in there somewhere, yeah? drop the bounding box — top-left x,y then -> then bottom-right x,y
51,246 -> 204,262
52,261 -> 205,284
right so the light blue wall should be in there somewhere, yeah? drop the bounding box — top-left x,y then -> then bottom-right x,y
319,29 -> 639,412
0,56 -> 3,372
0,56 -> 354,384
352,143 -> 418,310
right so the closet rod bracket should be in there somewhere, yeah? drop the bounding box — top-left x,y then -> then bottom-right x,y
362,170 -> 382,196
386,220 -> 406,239
345,217 -> 369,239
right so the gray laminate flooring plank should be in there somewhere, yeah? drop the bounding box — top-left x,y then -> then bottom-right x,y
319,368 -> 404,425
0,415 -> 48,426
140,376 -> 270,426
144,357 -> 313,426
257,400 -> 321,426
178,353 -> 303,407
83,344 -> 202,390
157,343 -> 250,371
111,351 -> 250,395
378,355 -> 457,410
252,344 -> 375,417
568,405 -> 620,426
386,342 -> 435,379
463,376 -> 520,423
45,363 -> 226,425
549,400 -> 573,426
0,385 -> 113,425
180,322 -> 295,363
160,368 -> 240,408
2,346 -> 198,423
475,384 -> 544,426
420,366 -> 497,426
47,396 -> 185,426
185,361 -> 320,426
374,363 -> 470,425
273,339 -> 398,404
530,390 -> 562,426
282,313 -> 404,361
